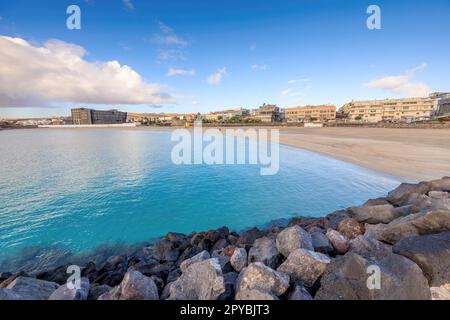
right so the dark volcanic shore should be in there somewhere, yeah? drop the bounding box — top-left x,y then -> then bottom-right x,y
1,177 -> 450,300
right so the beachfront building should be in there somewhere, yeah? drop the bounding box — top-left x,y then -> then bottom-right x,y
71,108 -> 127,125
431,92 -> 450,118
204,108 -> 250,122
340,96 -> 435,123
285,105 -> 336,123
253,104 -> 281,123
126,113 -> 196,124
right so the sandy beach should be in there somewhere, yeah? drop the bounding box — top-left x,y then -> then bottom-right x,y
278,127 -> 450,182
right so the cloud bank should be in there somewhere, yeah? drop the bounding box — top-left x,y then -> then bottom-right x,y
0,36 -> 174,107
365,63 -> 430,97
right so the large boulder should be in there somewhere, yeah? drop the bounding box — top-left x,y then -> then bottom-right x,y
248,237 -> 280,269
6,277 -> 59,300
338,218 -> 365,240
235,262 -> 289,298
0,288 -> 23,300
98,269 -> 159,300
230,248 -> 247,272
88,284 -> 112,300
180,250 -> 210,273
168,258 -> 225,300
326,229 -> 348,254
287,284 -> 313,300
276,225 -> 313,258
430,177 -> 450,192
236,228 -> 265,248
154,232 -> 189,262
326,210 -> 351,229
411,195 -> 450,213
393,232 -> 450,286
348,204 -> 408,224
310,231 -> 334,255
387,182 -> 431,206
277,249 -> 330,287
235,289 -> 277,300
218,272 -> 238,300
316,238 -> 431,300
49,277 -> 90,300
380,210 -> 450,244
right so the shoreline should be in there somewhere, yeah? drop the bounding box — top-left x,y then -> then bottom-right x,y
114,125 -> 450,182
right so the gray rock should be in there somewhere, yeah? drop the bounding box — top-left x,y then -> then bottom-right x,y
349,204 -> 407,224
393,232 -> 450,286
235,262 -> 289,298
98,269 -> 159,300
411,195 -> 450,213
315,238 -> 431,300
88,284 -> 112,300
276,225 -> 313,258
0,288 -> 23,300
277,249 -> 330,287
49,277 -> 90,300
235,289 -> 277,300
430,177 -> 450,192
248,237 -> 280,269
363,198 -> 390,206
337,218 -> 365,240
180,250 -> 210,273
6,277 -> 59,300
218,272 -> 238,300
326,229 -> 349,254
326,210 -> 351,229
311,231 -> 334,254
237,227 -> 265,247
168,258 -> 225,300
287,284 -> 313,300
429,191 -> 449,200
380,210 -> 450,244
230,248 -> 247,272
387,182 -> 431,206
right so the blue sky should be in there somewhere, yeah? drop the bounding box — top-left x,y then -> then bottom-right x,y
0,0 -> 449,118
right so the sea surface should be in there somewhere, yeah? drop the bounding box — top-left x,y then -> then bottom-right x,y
0,128 -> 400,270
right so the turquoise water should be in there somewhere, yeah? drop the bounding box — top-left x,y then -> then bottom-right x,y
0,128 -> 399,266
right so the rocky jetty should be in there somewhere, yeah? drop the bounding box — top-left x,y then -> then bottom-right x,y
1,177 -> 450,300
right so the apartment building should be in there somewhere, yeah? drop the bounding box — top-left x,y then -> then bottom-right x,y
341,96 -> 435,123
253,104 -> 281,123
285,105 -> 336,123
71,108 -> 127,125
204,108 -> 250,122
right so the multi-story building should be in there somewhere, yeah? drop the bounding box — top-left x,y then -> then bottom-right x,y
204,108 -> 250,122
341,96 -> 435,123
253,104 -> 281,123
431,92 -> 450,117
285,105 -> 336,123
71,108 -> 127,125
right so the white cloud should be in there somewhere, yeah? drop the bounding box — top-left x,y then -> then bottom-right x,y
123,0 -> 134,11
288,78 -> 310,84
0,36 -> 174,107
154,22 -> 188,47
251,64 -> 268,71
167,67 -> 195,77
207,67 -> 227,85
158,49 -> 186,61
365,63 -> 429,97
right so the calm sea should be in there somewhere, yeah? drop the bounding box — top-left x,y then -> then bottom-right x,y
0,128 -> 399,270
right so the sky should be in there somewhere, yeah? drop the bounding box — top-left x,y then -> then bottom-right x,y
0,0 -> 449,118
